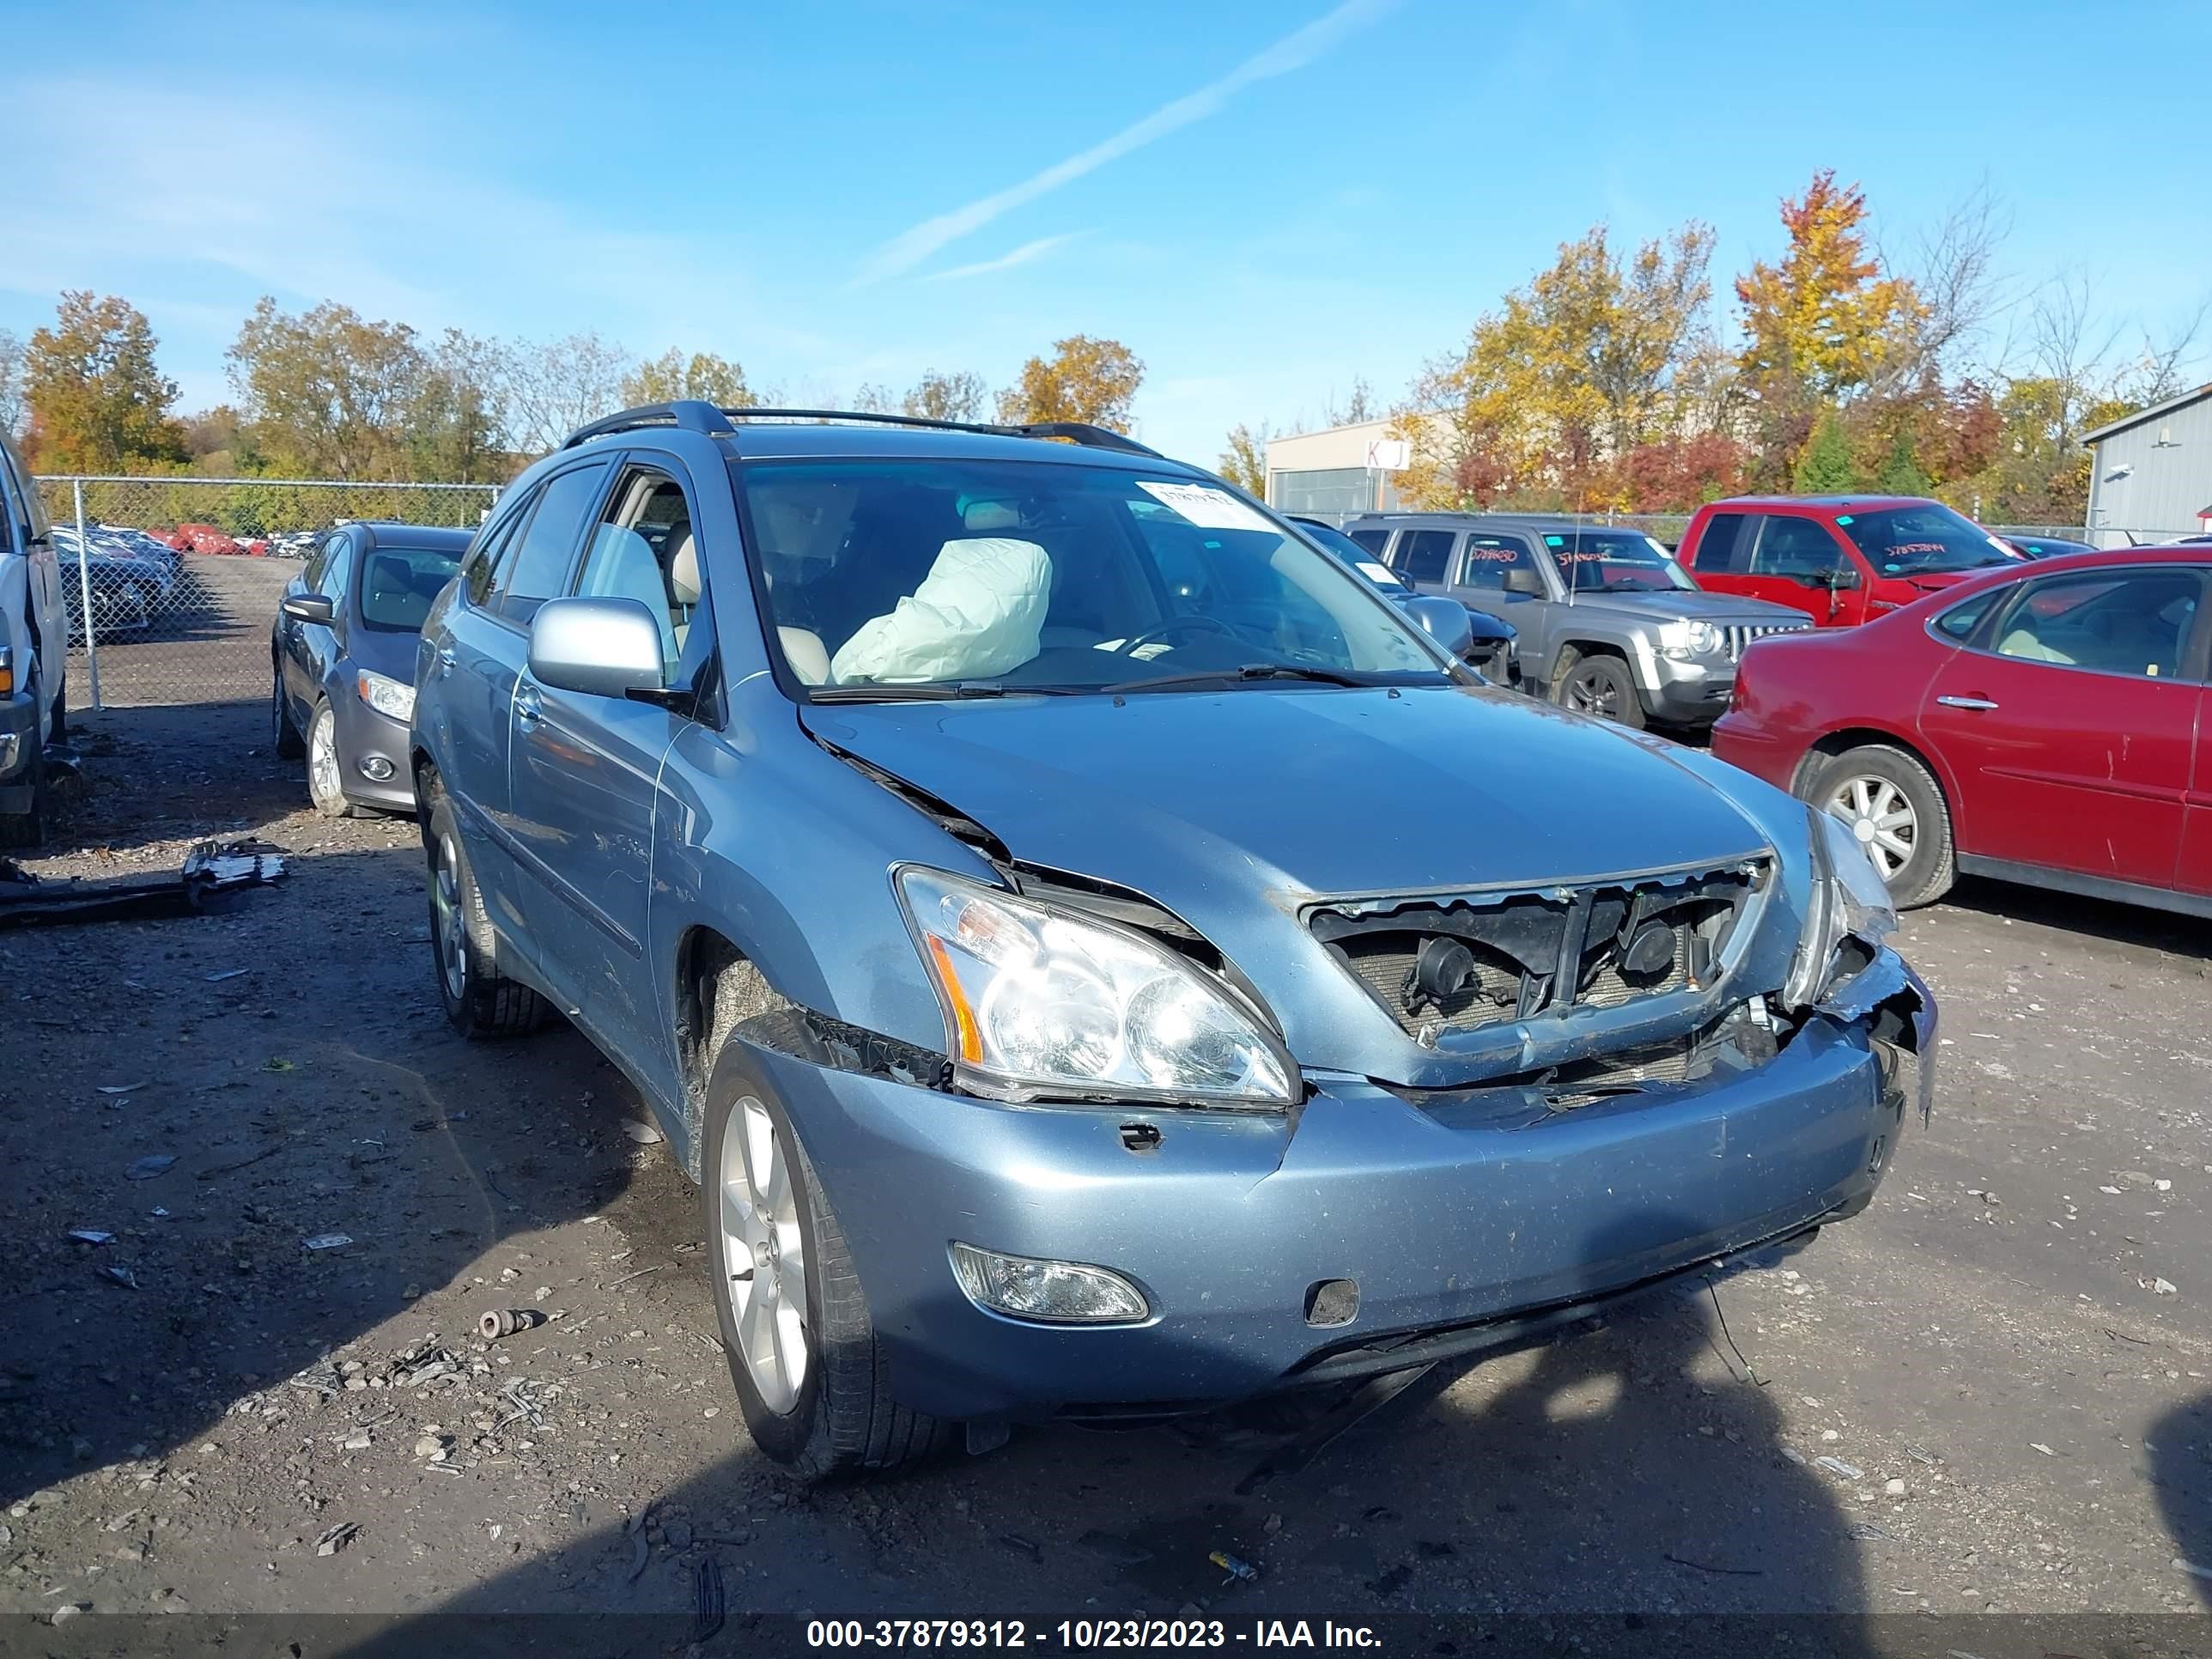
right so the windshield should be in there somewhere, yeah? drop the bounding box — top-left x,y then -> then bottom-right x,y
1294,520 -> 1411,592
734,459 -> 1451,697
359,545 -> 461,631
1543,529 -> 1694,593
1835,504 -> 2015,575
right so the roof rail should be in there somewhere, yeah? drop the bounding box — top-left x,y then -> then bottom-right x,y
717,407 -> 1164,459
561,400 -> 736,449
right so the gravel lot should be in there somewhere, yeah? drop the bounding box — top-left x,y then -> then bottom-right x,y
2,698 -> 2207,1650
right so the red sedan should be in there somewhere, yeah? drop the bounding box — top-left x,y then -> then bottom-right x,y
1711,545 -> 2211,913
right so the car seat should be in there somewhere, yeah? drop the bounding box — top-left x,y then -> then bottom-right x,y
367,554 -> 434,629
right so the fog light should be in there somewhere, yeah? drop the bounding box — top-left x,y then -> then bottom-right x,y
950,1243 -> 1150,1324
358,755 -> 396,782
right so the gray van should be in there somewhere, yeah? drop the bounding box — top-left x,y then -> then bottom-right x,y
1344,512 -> 1813,728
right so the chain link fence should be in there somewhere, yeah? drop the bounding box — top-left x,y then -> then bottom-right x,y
34,477 -> 499,710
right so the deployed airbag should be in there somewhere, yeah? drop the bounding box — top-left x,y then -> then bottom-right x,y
830,538 -> 1052,684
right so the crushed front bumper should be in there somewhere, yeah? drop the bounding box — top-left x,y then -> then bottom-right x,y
750,953 -> 1936,1422
0,690 -> 40,811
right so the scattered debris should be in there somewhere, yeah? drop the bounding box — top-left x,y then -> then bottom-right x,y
1884,1478 -> 1906,1496
125,1154 -> 177,1181
1210,1550 -> 1259,1584
2030,1443 -> 2056,1457
998,1532 -> 1042,1563
1846,1523 -> 1893,1542
1664,1553 -> 1764,1577
0,838 -> 288,929
96,1083 -> 146,1096
303,1234 -> 353,1252
315,1522 -> 359,1557
694,1556 -> 726,1643
1903,1442 -> 1936,1464
627,1532 -> 651,1583
621,1120 -> 664,1145
604,1266 -> 662,1291
66,1229 -> 114,1246
205,968 -> 251,982
2152,1279 -> 2178,1296
100,1265 -> 139,1289
261,1057 -> 296,1073
1814,1455 -> 1864,1480
478,1308 -> 545,1341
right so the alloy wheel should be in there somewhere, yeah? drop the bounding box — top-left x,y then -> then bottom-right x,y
308,709 -> 343,808
1563,669 -> 1620,720
432,836 -> 469,1002
719,1097 -> 809,1413
1826,775 -> 1916,879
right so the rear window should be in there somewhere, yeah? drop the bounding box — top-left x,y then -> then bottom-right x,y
361,545 -> 462,631
1836,505 -> 2015,576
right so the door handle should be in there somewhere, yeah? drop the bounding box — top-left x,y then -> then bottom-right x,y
514,685 -> 543,727
437,647 -> 456,678
1936,694 -> 1999,711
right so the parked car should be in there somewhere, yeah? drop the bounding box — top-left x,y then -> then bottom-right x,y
94,525 -> 185,574
51,532 -> 163,640
1342,512 -> 1811,728
1711,544 -> 2210,914
273,522 -> 470,817
1286,515 -> 1516,678
2003,533 -> 2098,560
411,400 -> 1934,1476
1680,495 -> 2020,628
0,428 -> 67,847
52,525 -> 175,600
164,522 -> 244,556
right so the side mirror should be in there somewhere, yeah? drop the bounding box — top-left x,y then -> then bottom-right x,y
528,596 -> 665,700
280,593 -> 335,624
1403,595 -> 1474,659
1828,564 -> 1861,591
1501,567 -> 1547,599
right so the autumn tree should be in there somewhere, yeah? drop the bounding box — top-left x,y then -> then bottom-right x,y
228,298 -> 430,479
620,349 -> 756,410
995,337 -> 1143,432
1394,222 -> 1719,509
1217,422 -> 1271,495
23,292 -> 187,471
502,331 -> 632,455
904,369 -> 988,424
1735,172 -> 1924,435
1791,412 -> 1861,492
410,329 -> 509,483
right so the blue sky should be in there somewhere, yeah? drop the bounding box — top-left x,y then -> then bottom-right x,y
4,0 -> 2208,463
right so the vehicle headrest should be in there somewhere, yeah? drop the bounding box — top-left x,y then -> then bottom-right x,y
669,532 -> 701,605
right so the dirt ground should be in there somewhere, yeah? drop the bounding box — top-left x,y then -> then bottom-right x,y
2,699 -> 2207,1652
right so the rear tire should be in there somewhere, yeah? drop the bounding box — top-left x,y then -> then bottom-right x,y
1553,651 -> 1645,729
1802,744 -> 1955,909
0,744 -> 47,851
423,785 -> 546,1039
272,667 -> 305,759
703,1026 -> 953,1480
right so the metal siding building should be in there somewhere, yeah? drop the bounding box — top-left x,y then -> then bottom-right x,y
2081,383 -> 2212,546
1262,418 -> 1407,520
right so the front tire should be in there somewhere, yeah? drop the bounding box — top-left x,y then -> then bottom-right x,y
423,786 -> 546,1038
1803,744 -> 1955,909
1553,651 -> 1645,729
703,1032 -> 952,1479
305,700 -> 358,817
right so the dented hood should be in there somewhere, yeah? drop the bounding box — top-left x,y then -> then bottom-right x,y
803,684 -> 1779,1079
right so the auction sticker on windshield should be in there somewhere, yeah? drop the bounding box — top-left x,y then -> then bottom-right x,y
1138,481 -> 1273,533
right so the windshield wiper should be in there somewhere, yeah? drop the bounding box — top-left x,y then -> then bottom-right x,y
807,680 -> 1091,702
1103,663 -> 1407,695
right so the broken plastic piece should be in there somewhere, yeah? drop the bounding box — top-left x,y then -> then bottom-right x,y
0,838 -> 287,930
1209,1550 -> 1260,1584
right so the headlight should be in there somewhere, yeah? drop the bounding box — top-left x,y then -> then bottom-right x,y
1658,619 -> 1722,661
1783,805 -> 1900,1006
356,670 -> 415,722
896,866 -> 1295,1108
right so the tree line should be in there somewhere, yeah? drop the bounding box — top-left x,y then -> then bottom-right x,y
0,296 -> 1146,483
1218,170 -> 2207,526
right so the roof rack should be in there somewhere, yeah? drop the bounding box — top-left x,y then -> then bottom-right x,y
561,401 -> 1162,459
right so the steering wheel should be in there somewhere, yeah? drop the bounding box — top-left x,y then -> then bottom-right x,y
1110,615 -> 1243,657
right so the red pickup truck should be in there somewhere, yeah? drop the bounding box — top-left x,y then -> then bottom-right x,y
1678,495 -> 2021,626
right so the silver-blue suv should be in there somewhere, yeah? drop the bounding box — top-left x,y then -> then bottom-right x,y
410,403 -> 1935,1477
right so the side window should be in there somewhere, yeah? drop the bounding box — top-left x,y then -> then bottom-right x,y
1931,590 -> 1997,641
1691,512 -> 1751,573
1395,530 -> 1456,583
574,466 -> 700,683
314,532 -> 353,600
1455,534 -> 1536,591
494,462 -> 610,624
1346,528 -> 1390,556
1990,568 -> 2203,680
463,498 -> 532,607
1749,514 -> 1846,578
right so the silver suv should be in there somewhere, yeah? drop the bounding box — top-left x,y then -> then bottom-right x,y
1345,513 -> 1813,728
